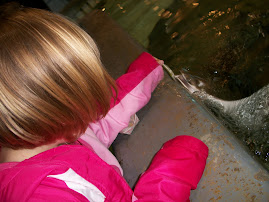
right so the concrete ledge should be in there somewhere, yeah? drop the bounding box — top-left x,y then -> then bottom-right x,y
80,10 -> 269,201
114,74 -> 269,200
79,10 -> 144,79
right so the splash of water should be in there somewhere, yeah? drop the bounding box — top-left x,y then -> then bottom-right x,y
176,71 -> 269,169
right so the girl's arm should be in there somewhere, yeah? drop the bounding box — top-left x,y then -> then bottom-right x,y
133,135 -> 208,202
87,52 -> 164,148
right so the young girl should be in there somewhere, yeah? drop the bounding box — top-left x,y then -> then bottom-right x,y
0,3 -> 208,201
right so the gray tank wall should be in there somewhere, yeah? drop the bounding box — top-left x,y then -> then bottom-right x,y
79,10 -> 269,201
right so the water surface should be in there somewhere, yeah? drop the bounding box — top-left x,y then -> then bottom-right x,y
104,0 -> 269,100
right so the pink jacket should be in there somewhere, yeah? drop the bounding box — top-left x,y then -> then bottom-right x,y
0,52 -> 208,201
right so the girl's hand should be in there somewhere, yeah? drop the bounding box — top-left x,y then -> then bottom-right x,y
154,57 -> 164,65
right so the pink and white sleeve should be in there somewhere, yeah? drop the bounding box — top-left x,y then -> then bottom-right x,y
133,135 -> 208,202
88,52 -> 164,148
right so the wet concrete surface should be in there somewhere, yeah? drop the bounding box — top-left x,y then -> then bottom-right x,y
79,10 -> 144,79
80,10 -> 269,201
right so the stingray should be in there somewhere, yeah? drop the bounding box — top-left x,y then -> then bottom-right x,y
163,64 -> 269,168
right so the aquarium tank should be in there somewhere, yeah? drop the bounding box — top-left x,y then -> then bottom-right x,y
101,0 -> 269,170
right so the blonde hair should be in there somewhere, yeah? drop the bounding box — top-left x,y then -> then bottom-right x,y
0,3 -> 117,149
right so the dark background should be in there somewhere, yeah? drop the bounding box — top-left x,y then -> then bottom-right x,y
0,0 -> 49,9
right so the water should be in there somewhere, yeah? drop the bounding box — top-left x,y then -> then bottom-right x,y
103,0 -> 269,100
148,0 -> 269,100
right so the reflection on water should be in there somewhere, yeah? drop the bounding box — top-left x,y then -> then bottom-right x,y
103,0 -> 269,170
103,0 -> 173,47
148,0 -> 269,100
104,0 -> 269,100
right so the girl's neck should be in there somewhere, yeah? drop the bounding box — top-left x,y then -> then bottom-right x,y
0,141 -> 65,163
